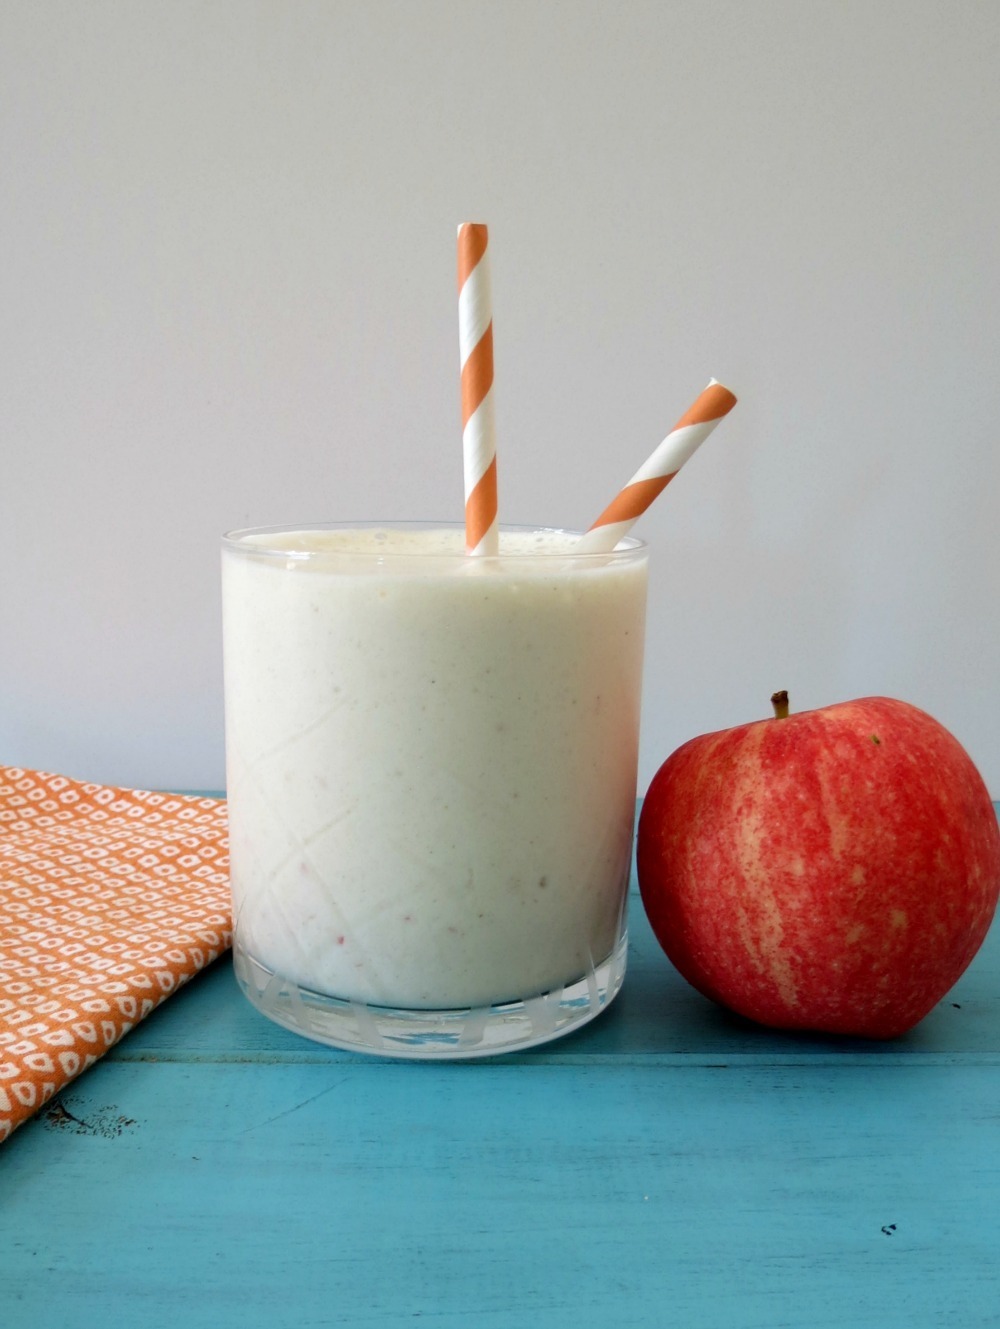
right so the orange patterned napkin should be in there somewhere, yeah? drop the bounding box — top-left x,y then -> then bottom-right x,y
0,766 -> 230,1142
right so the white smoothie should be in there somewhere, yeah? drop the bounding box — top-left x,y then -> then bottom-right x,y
222,525 -> 648,1010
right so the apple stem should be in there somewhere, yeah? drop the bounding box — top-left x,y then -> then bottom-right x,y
771,690 -> 790,719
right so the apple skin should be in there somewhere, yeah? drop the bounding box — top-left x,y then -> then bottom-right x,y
637,696 -> 1000,1038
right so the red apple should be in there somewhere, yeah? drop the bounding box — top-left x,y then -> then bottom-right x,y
637,694 -> 1000,1038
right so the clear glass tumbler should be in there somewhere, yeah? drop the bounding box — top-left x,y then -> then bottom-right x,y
221,522 -> 648,1057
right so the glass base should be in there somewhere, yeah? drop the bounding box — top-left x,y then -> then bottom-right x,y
233,932 -> 628,1060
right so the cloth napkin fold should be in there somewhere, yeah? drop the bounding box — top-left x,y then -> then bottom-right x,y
0,766 -> 230,1142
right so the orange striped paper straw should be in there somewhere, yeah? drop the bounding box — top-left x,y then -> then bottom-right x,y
575,379 -> 737,552
457,222 -> 499,555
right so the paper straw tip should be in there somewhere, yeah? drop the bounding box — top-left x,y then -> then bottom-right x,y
708,378 -> 738,409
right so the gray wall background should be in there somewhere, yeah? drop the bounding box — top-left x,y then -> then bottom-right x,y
3,0 -> 998,795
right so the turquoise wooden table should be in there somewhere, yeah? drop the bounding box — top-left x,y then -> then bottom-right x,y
4,806 -> 999,1328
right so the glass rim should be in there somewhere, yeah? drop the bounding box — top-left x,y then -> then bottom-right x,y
221,520 -> 648,562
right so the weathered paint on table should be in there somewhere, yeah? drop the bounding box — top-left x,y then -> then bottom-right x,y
3,806 -> 999,1328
